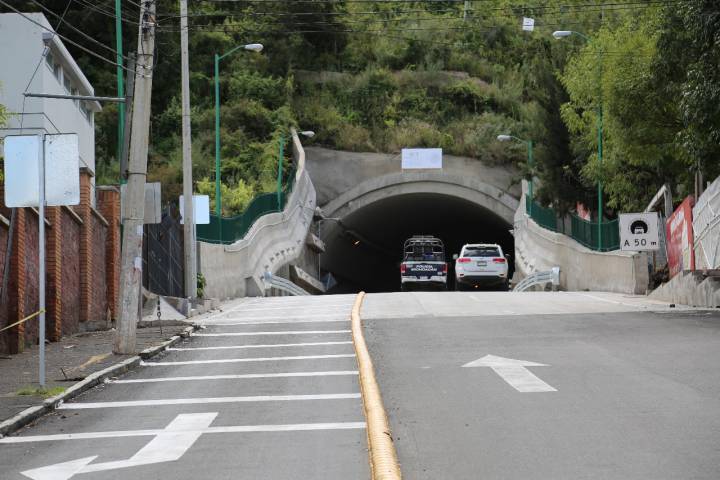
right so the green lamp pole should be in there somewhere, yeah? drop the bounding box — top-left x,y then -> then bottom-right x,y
213,43 -> 263,220
553,30 -> 604,250
114,0 -> 124,170
277,130 -> 315,210
497,134 -> 534,212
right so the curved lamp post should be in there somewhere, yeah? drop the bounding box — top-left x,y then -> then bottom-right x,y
553,30 -> 604,250
213,42 -> 263,220
497,134 -> 534,204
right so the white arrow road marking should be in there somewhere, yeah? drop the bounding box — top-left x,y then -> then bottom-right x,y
463,355 -> 557,393
20,412 -> 218,480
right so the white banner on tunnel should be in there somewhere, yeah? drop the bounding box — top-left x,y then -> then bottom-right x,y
401,148 -> 442,169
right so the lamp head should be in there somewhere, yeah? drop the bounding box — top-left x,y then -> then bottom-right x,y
552,31 -> 572,39
299,130 -> 315,138
497,135 -> 512,142
244,43 -> 264,52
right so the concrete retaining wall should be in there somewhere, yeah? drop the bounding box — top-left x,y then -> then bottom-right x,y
514,182 -> 649,294
649,271 -> 720,308
199,131 -> 317,299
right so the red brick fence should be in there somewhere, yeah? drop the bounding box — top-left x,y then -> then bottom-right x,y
0,168 -> 121,355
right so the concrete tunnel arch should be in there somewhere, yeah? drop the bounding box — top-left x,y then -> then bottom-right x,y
318,172 -> 519,293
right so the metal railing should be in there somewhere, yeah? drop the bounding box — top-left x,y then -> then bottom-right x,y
262,271 -> 309,296
526,196 -> 620,251
513,267 -> 561,292
197,166 -> 297,245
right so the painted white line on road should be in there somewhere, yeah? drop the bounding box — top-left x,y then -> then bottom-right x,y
20,413 -> 219,480
140,354 -> 356,366
230,303 -> 354,312
109,371 -> 359,384
1,422 -> 367,444
201,314 -> 348,323
463,355 -> 557,393
167,341 -> 353,351
203,318 -> 350,326
57,393 -> 362,409
192,330 -> 351,337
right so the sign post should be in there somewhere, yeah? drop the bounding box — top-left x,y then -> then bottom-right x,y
619,212 -> 660,252
3,134 -> 80,387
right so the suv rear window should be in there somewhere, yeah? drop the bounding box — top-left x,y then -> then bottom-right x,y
463,246 -> 500,258
404,244 -> 444,262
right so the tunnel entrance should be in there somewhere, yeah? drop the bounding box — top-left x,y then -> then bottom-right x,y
320,192 -> 514,293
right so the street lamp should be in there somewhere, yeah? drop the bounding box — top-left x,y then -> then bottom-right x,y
277,129 -> 315,210
553,30 -> 604,250
497,134 -> 534,204
214,42 -> 263,220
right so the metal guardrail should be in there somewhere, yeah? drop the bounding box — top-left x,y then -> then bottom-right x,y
262,271 -> 309,296
513,267 -> 561,292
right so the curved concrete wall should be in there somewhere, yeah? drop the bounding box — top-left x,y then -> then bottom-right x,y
514,182 -> 649,294
323,171 -> 518,225
199,131 -> 317,299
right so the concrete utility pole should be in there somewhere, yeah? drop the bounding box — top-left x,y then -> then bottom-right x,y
114,0 -> 157,354
180,0 -> 197,299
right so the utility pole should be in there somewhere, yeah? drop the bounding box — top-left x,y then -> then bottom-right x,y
180,0 -> 197,298
114,0 -> 157,355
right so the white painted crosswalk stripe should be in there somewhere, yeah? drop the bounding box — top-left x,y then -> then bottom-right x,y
192,330 -> 351,337
167,341 -> 352,351
108,371 -> 359,384
58,393 -> 362,409
0,422 -> 367,443
140,354 -> 356,366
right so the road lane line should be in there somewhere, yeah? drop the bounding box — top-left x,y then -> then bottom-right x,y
0,422 -> 367,443
351,292 -> 402,480
229,304 -> 354,312
108,371 -> 359,384
192,330 -> 351,337
203,318 -> 350,326
140,354 -> 356,366
167,341 -> 353,351
57,393 -> 362,409
201,314 -> 349,322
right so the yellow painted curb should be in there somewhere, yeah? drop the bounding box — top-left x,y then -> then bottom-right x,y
351,292 -> 402,480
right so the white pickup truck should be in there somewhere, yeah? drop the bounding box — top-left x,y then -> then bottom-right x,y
399,236 -> 448,291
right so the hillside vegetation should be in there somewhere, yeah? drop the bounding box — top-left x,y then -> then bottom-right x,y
4,1 -> 719,215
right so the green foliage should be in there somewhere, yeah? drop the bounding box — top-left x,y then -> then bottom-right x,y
6,0 -> 718,217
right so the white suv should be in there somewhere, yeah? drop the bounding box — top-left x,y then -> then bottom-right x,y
454,244 -> 509,290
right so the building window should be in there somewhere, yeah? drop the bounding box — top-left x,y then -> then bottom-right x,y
52,62 -> 61,81
63,74 -> 72,94
72,87 -> 79,106
45,50 -> 53,69
80,101 -> 91,123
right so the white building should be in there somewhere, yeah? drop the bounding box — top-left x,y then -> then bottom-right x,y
0,12 -> 102,177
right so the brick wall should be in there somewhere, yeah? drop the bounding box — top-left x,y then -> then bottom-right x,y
60,208 -> 81,337
0,174 -> 121,354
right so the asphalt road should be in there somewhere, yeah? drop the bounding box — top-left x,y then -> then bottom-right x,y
364,291 -> 720,480
1,295 -> 368,480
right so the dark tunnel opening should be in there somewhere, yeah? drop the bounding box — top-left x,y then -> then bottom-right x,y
320,192 -> 514,293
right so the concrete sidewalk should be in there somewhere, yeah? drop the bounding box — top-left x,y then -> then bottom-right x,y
0,324 -> 191,424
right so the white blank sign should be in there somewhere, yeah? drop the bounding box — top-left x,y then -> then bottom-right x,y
180,195 -> 210,225
3,134 -> 80,207
401,148 -> 442,169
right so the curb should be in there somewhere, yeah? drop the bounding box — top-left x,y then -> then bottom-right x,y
0,325 -> 197,438
350,292 -> 402,480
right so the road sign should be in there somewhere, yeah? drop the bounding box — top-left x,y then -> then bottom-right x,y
463,354 -> 557,392
401,148 -> 442,169
619,212 -> 660,251
179,194 -> 210,224
2,134 -> 79,388
4,134 -> 80,207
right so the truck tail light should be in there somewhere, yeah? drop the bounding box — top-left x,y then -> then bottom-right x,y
493,258 -> 506,263
400,263 -> 407,273
442,263 -> 448,273
457,257 -> 471,263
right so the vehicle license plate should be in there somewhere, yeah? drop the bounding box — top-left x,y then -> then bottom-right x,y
477,261 -> 487,267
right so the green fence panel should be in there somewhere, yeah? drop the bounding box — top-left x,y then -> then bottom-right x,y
526,196 -> 619,252
527,196 -> 559,232
570,214 -> 620,252
196,167 -> 299,245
